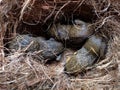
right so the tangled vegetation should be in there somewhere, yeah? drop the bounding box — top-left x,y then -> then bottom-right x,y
0,0 -> 120,90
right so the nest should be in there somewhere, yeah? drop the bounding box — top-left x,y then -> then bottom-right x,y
0,0 -> 120,90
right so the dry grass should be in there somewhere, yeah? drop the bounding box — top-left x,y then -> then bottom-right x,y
0,0 -> 120,90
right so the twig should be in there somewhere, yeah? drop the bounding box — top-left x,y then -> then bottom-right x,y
99,0 -> 111,13
73,0 -> 85,13
95,16 -> 113,31
19,0 -> 31,21
25,54 -> 39,78
54,1 -> 71,21
23,41 -> 34,52
44,4 -> 56,23
39,63 -> 54,84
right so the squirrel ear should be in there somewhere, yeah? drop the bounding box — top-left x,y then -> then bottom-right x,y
74,19 -> 85,26
49,38 -> 55,41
